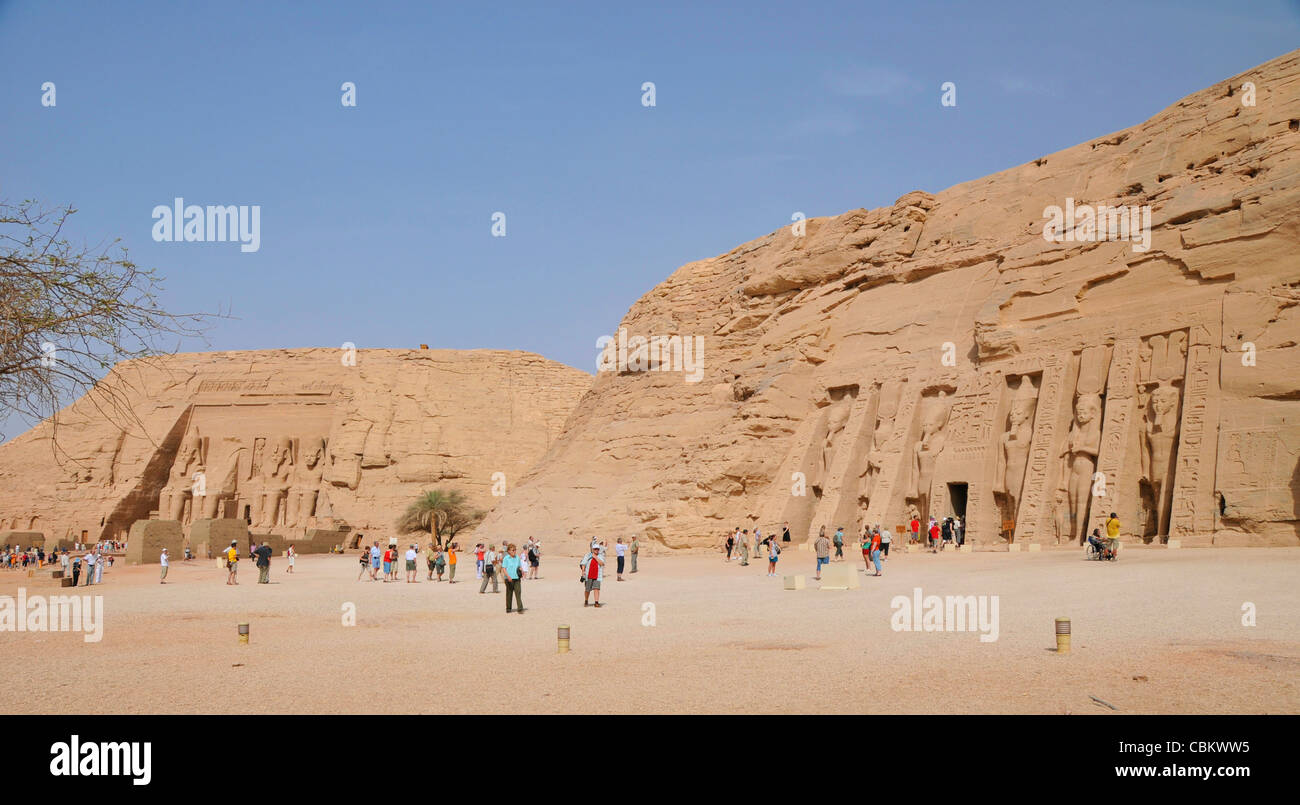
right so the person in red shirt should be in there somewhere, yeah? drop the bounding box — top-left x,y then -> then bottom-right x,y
869,528 -> 883,576
928,519 -> 941,553
910,517 -> 921,544
475,543 -> 486,580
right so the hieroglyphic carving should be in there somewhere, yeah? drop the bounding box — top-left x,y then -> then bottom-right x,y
1018,353 -> 1067,542
1170,326 -> 1216,537
1087,339 -> 1141,538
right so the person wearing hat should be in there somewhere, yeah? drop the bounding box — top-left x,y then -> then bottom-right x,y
225,541 -> 239,585
160,547 -> 169,584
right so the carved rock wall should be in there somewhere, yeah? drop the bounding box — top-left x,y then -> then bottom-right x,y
480,49 -> 1300,551
0,349 -> 591,545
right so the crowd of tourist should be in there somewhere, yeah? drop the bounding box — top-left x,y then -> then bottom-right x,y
2,541 -> 116,586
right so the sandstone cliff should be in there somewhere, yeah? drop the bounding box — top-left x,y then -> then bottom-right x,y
480,49 -> 1300,551
0,349 -> 591,546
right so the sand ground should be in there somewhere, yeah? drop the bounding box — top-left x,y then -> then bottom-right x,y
1,544 -> 1297,714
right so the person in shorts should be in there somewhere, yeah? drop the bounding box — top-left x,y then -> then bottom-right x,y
580,546 -> 605,608
405,544 -> 418,582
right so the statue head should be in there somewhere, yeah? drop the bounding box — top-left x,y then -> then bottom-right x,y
302,438 -> 325,468
1074,393 -> 1101,425
1151,385 -> 1179,417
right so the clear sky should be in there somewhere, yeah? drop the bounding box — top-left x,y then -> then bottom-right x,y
1,0 -> 1297,437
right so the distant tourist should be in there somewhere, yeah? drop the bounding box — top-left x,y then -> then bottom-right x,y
256,541 -> 273,583
286,544 -> 296,574
928,518 -> 940,553
83,550 -> 96,586
225,541 -> 239,585
479,543 -> 499,594
629,535 -> 639,574
861,526 -> 873,573
910,515 -> 921,545
580,545 -> 605,608
767,536 -> 780,577
59,551 -> 69,576
71,555 -> 82,586
814,530 -> 831,580
433,545 -> 447,581
405,544 -> 419,582
615,537 -> 626,581
725,530 -> 735,562
426,543 -> 438,581
501,543 -> 524,613
868,527 -> 883,576
527,538 -> 541,579
447,543 -> 459,583
160,548 -> 169,584
518,540 -> 533,579
833,526 -> 845,561
941,518 -> 954,549
1087,527 -> 1108,556
738,530 -> 750,566
1106,512 -> 1121,541
879,524 -> 892,561
475,543 -> 486,580
358,548 -> 371,581
782,522 -> 791,543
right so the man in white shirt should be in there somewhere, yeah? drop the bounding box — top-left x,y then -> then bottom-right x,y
479,544 -> 499,594
83,551 -> 96,586
160,548 -> 170,583
405,545 -> 418,583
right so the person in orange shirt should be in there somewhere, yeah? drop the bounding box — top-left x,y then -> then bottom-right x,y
447,543 -> 459,583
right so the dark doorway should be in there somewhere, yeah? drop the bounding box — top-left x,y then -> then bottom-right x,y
947,483 -> 969,519
242,505 -> 251,523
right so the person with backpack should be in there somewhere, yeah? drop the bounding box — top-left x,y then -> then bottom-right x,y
255,541 -> 273,583
479,544 -> 499,594
833,527 -> 845,561
766,536 -> 781,577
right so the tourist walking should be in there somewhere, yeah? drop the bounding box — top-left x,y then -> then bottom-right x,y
869,527 -> 883,576
369,541 -> 381,581
580,545 -> 605,608
615,538 -> 626,581
814,529 -> 831,580
880,524 -> 892,561
225,541 -> 239,585
910,515 -> 921,545
71,555 -> 82,586
767,536 -> 780,576
475,543 -> 485,580
861,526 -> 873,574
629,535 -> 639,574
928,518 -> 940,553
405,544 -> 418,582
725,529 -> 736,562
256,541 -> 272,583
479,544 -> 499,593
527,538 -> 541,579
358,547 -> 371,580
738,529 -> 750,566
501,543 -> 524,613
833,526 -> 845,561
447,543 -> 459,583
159,548 -> 169,583
286,544 -> 296,574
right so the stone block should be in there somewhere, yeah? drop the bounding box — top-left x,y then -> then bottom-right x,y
818,562 -> 859,590
783,574 -> 805,590
1028,543 -> 1041,552
60,577 -> 76,588
0,531 -> 45,548
959,545 -> 972,553
125,520 -> 185,565
1166,539 -> 1182,549
1007,544 -> 1022,553
190,519 -> 249,557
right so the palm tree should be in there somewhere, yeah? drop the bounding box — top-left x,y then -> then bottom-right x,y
397,489 -> 484,548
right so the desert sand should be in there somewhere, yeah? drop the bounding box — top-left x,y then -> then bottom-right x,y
1,545 -> 1296,714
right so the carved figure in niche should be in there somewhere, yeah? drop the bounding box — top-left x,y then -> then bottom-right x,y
1052,488 -> 1070,544
198,445 -> 247,520
253,436 -> 293,529
1142,384 -> 1181,537
857,382 -> 901,512
158,429 -> 203,522
815,398 -> 851,492
286,438 -> 326,527
993,375 -> 1038,530
1058,393 -> 1102,544
909,391 -> 952,526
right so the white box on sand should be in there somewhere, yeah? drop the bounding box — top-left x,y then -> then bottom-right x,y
959,545 -> 972,554
1167,539 -> 1182,549
819,563 -> 859,590
783,575 -> 805,590
1008,544 -> 1021,553
1028,543 -> 1041,552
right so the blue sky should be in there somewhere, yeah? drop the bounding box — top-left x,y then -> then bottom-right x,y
1,0 -> 1297,435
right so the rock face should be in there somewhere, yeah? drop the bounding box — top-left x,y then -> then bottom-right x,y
0,349 -> 591,552
480,49 -> 1300,551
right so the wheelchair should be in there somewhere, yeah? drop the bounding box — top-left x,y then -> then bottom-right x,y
1084,537 -> 1119,561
